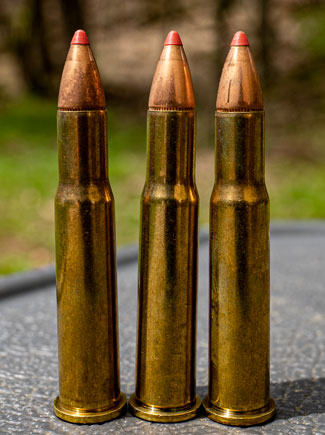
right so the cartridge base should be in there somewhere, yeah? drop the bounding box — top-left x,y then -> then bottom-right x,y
203,396 -> 276,427
53,393 -> 127,424
129,394 -> 201,423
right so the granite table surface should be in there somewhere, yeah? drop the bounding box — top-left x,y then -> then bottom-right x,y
0,222 -> 324,434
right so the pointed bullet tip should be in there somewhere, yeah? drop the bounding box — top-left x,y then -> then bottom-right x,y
230,31 -> 249,47
164,30 -> 183,46
71,29 -> 90,45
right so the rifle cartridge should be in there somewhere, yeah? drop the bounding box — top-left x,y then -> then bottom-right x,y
53,30 -> 126,424
129,31 -> 200,423
203,31 -> 276,426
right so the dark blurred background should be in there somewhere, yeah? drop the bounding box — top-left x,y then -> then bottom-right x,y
0,0 -> 324,274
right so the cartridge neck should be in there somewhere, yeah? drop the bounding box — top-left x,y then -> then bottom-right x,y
146,110 -> 196,185
215,111 -> 265,185
57,110 -> 108,183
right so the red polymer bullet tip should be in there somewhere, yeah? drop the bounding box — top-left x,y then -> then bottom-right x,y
230,31 -> 249,47
164,30 -> 183,46
71,29 -> 90,45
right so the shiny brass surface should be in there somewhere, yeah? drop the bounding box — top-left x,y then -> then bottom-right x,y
203,112 -> 275,426
129,36 -> 200,423
129,109 -> 200,422
204,38 -> 275,425
203,396 -> 276,427
130,393 -> 201,423
54,37 -> 125,424
54,110 -> 126,424
216,46 -> 263,112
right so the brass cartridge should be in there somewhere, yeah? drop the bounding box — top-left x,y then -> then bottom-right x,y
203,31 -> 276,426
128,31 -> 201,423
53,30 -> 126,424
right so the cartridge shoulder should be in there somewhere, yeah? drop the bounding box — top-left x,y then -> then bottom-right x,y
211,183 -> 268,206
142,182 -> 198,205
56,182 -> 114,205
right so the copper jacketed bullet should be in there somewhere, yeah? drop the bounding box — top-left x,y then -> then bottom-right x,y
128,31 -> 201,423
203,31 -> 276,426
53,30 -> 126,424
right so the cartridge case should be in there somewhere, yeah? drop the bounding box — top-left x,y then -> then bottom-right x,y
129,33 -> 200,422
129,109 -> 200,422
54,110 -> 126,424
203,111 -> 276,426
203,33 -> 276,426
53,32 -> 126,424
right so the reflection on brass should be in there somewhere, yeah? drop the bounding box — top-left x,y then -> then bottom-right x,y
129,33 -> 201,423
53,34 -> 126,424
203,42 -> 276,426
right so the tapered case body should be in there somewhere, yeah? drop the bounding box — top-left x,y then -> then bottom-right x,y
54,110 -> 126,424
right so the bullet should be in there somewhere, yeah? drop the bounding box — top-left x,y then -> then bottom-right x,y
203,31 -> 276,426
128,30 -> 200,423
53,30 -> 126,424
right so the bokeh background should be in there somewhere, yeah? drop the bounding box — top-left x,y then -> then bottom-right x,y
0,0 -> 324,274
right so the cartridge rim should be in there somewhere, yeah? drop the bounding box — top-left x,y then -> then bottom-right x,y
53,393 -> 127,424
202,396 -> 276,427
128,394 -> 201,423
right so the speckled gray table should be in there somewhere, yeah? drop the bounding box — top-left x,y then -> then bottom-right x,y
0,222 -> 324,434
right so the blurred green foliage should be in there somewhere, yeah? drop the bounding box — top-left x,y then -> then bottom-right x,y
296,5 -> 325,58
268,163 -> 325,219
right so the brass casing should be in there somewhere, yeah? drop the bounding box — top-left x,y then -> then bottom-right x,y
129,110 -> 201,422
203,112 -> 276,426
54,110 -> 126,424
